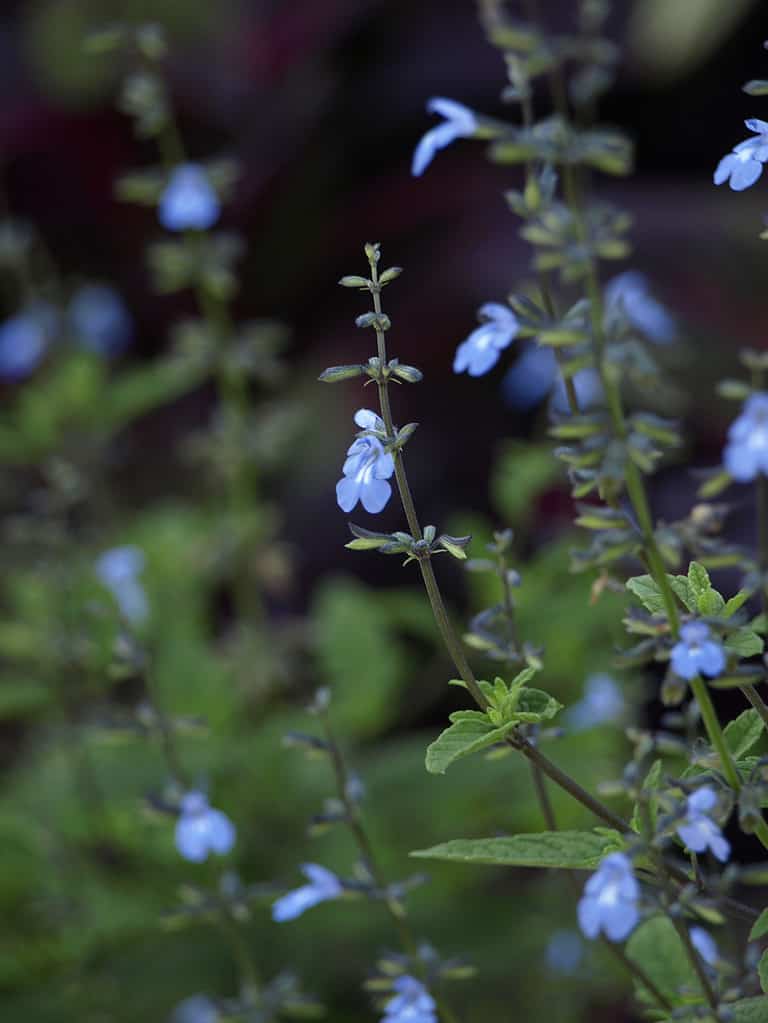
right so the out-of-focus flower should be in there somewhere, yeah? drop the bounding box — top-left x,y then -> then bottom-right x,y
577,852 -> 639,942
453,303 -> 518,377
175,791 -> 236,863
0,303 -> 57,381
723,392 -> 768,481
336,410 -> 394,514
170,994 -> 220,1023
714,119 -> 768,191
690,926 -> 718,967
412,98 -> 477,177
568,674 -> 624,731
501,343 -> 602,413
95,545 -> 149,625
159,164 -> 220,231
272,863 -> 343,922
670,622 -> 725,681
69,284 -> 133,356
381,975 -> 437,1023
545,929 -> 585,975
677,787 -> 730,863
604,271 -> 676,343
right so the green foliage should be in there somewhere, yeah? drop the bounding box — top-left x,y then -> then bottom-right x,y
425,713 -> 517,774
750,908 -> 768,941
411,829 -> 621,869
626,916 -> 698,1007
491,443 -> 561,527
724,710 -> 765,759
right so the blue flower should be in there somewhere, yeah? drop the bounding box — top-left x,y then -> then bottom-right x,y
159,164 -> 220,232
336,409 -> 395,514
175,790 -> 236,863
69,284 -> 133,356
382,976 -> 437,1023
453,303 -> 518,377
412,98 -> 477,177
501,343 -> 602,413
170,995 -> 220,1023
690,926 -> 718,967
723,392 -> 768,481
0,303 -> 57,381
95,546 -> 149,625
577,852 -> 640,942
271,863 -> 343,922
545,929 -> 585,975
676,786 -> 730,863
604,271 -> 676,344
714,119 -> 768,191
670,622 -> 725,681
568,674 -> 624,731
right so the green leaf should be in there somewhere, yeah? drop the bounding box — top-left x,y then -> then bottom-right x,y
731,998 -> 768,1023
626,575 -> 666,614
687,561 -> 711,598
509,665 -> 538,689
724,590 -> 751,618
626,915 -> 697,1005
750,908 -> 768,941
761,951 -> 768,995
724,709 -> 764,759
630,758 -> 662,834
669,575 -> 696,612
425,716 -> 515,774
514,687 -> 563,723
410,830 -> 618,869
725,628 -> 765,657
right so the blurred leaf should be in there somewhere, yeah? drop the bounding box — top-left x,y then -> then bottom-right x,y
628,0 -> 755,81
411,829 -> 619,868
724,710 -> 764,759
626,915 -> 697,1004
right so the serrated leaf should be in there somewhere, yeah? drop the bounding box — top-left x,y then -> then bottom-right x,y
731,997 -> 768,1023
669,575 -> 696,612
626,575 -> 666,614
687,561 -> 711,598
724,590 -> 751,617
724,709 -> 764,759
410,830 -> 618,869
514,687 -> 563,723
725,628 -> 764,657
425,717 -> 515,774
750,908 -> 768,941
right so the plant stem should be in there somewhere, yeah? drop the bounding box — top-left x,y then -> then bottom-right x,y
320,712 -> 461,1023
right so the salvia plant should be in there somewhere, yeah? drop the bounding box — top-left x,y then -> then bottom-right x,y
313,3 -> 768,1021
5,3 -> 768,1023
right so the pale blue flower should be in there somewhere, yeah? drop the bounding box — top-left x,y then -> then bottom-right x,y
568,674 -> 624,731
336,409 -> 394,514
714,119 -> 768,191
677,787 -> 730,863
724,392 -> 768,481
577,852 -> 640,942
382,975 -> 437,1023
272,863 -> 343,922
69,284 -> 132,356
412,98 -> 477,177
690,926 -> 718,967
0,302 -> 57,381
175,790 -> 236,863
170,994 -> 219,1023
670,622 -> 725,681
604,271 -> 676,344
545,929 -> 584,975
95,545 -> 149,625
159,163 -> 220,232
454,303 -> 518,377
501,343 -> 602,413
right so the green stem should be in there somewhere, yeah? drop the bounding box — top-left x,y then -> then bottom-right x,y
689,676 -> 739,790
320,713 -> 460,1023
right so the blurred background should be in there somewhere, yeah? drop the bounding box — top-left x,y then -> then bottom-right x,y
1,0 -> 768,1020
